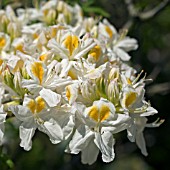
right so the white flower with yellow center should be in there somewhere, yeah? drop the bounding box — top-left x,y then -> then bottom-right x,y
98,19 -> 138,61
67,98 -> 130,165
48,30 -> 96,60
120,85 -> 159,155
22,60 -> 71,107
9,95 -> 63,151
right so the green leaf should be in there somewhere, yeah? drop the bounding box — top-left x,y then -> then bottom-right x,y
6,159 -> 14,169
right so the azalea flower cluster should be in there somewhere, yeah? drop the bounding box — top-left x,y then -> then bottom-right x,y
0,0 -> 162,165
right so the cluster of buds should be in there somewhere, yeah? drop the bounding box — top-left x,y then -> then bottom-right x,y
0,0 -> 163,165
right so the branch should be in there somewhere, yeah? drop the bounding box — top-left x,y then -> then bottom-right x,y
139,0 -> 170,20
124,0 -> 170,29
147,82 -> 170,96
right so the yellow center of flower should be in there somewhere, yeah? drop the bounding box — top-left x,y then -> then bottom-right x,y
124,92 -> 137,108
27,96 -> 46,114
0,37 -> 6,48
31,62 -> 44,85
89,45 -> 101,61
105,26 -> 113,38
64,35 -> 79,57
88,104 -> 110,122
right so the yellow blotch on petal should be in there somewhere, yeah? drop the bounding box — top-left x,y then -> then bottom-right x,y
36,96 -> 46,113
0,59 -> 3,66
51,27 -> 57,38
15,44 -> 24,53
27,99 -> 36,114
89,45 -> 101,61
31,62 -> 44,85
13,60 -> 24,73
105,26 -> 113,38
127,78 -> 132,85
64,35 -> 79,56
27,96 -> 46,114
39,53 -> 48,61
43,9 -> 49,16
0,37 -> 6,48
33,33 -> 39,40
50,26 -> 65,38
66,86 -> 71,101
88,104 -> 110,122
88,105 -> 99,122
99,105 -> 110,121
124,92 -> 137,108
68,70 -> 77,80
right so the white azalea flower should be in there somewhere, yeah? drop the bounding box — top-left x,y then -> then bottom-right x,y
98,19 -> 138,61
22,60 -> 71,106
120,84 -> 159,155
47,30 -> 96,60
9,95 -> 63,150
67,98 -> 130,164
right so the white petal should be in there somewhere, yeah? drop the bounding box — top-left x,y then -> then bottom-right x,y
0,124 -> 5,145
85,63 -> 108,79
50,106 -> 75,140
47,39 -> 68,59
81,138 -> 99,165
9,105 -> 32,121
74,41 -> 96,59
42,119 -> 63,144
114,48 -> 131,61
40,88 -> 61,107
59,115 -> 75,140
20,125 -> 36,151
136,132 -> 148,156
140,107 -> 158,117
116,38 -> 138,51
132,117 -> 148,155
0,113 -> 6,123
0,113 -> 6,145
66,125 -> 94,154
127,123 -> 136,142
94,131 -> 115,163
22,79 -> 42,93
109,113 -> 130,127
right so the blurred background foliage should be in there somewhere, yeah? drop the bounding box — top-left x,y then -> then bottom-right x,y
0,0 -> 170,169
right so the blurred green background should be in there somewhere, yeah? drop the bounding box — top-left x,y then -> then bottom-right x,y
0,0 -> 170,170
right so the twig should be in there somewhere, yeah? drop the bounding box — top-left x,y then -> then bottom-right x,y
139,0 -> 170,20
124,0 -> 170,29
147,82 -> 170,96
